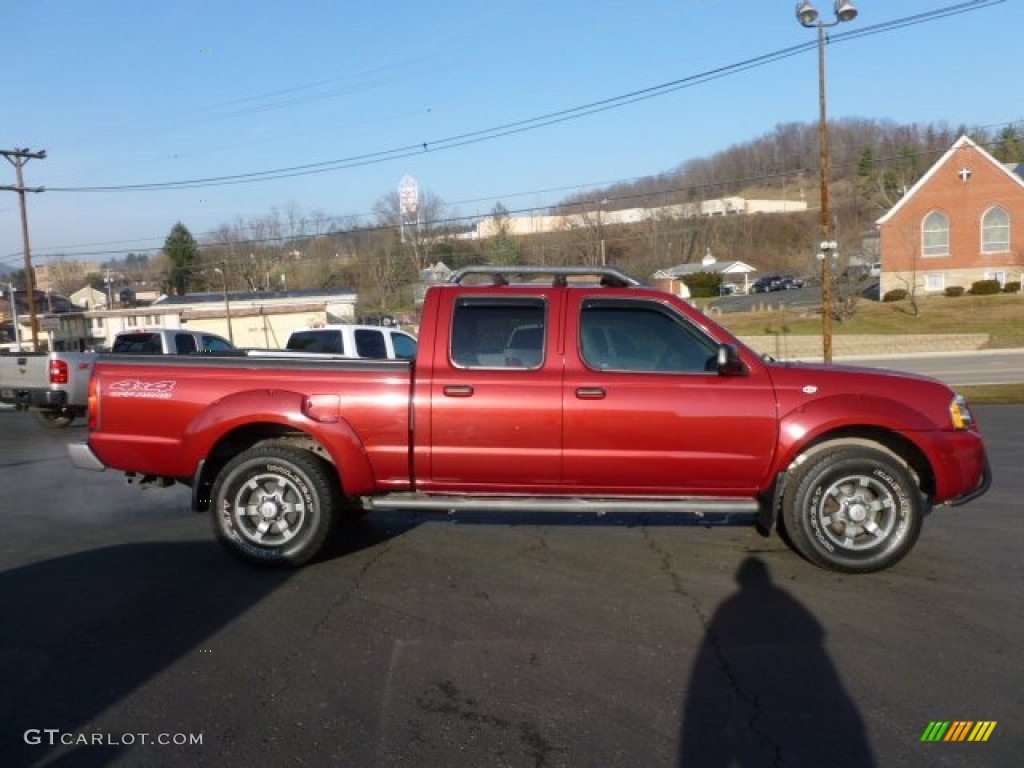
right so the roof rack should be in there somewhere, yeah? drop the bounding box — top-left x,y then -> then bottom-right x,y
448,265 -> 644,288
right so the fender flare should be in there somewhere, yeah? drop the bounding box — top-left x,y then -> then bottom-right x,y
183,389 -> 377,510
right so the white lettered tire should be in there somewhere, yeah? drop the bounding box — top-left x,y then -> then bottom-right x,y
212,442 -> 338,567
782,446 -> 923,573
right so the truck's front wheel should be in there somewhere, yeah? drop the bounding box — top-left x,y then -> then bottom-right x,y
211,443 -> 338,567
782,446 -> 923,573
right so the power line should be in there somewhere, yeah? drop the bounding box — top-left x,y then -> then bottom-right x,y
5,116 -> 1022,265
4,1 -> 1011,263
43,0 -> 1006,194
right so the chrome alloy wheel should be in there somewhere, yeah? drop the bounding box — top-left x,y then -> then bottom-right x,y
813,474 -> 898,552
231,472 -> 308,547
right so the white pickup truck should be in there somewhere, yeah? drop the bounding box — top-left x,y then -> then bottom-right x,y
284,324 -> 418,360
0,328 -> 234,427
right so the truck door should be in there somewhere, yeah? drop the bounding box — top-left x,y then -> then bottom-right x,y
423,293 -> 563,490
562,296 -> 777,494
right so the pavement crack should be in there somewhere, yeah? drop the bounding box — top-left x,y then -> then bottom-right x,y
641,528 -> 784,765
415,680 -> 566,767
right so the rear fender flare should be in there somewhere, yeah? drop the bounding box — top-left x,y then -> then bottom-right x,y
184,389 -> 376,509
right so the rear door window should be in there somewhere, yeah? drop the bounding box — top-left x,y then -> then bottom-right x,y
451,297 -> 546,368
175,334 -> 198,355
354,329 -> 387,359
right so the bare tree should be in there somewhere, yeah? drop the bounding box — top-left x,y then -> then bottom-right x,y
372,187 -> 448,274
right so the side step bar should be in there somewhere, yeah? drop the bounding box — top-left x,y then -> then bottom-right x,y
362,495 -> 759,516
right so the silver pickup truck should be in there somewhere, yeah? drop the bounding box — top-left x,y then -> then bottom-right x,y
0,328 -> 234,427
0,350 -> 95,428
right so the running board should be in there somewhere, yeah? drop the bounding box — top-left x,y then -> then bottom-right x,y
362,495 -> 759,516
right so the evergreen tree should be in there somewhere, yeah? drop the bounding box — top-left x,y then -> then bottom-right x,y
994,126 -> 1022,163
486,203 -> 521,265
163,222 -> 198,296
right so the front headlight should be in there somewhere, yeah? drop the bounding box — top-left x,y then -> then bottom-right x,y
950,393 -> 973,430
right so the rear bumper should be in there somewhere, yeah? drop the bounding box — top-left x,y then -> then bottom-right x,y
68,442 -> 107,472
0,388 -> 68,407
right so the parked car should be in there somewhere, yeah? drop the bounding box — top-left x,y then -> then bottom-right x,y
779,275 -> 806,290
869,262 -> 882,278
750,275 -> 785,293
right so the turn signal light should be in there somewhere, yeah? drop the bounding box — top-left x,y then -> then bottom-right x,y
950,394 -> 973,431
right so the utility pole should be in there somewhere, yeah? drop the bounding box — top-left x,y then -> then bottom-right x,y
1,148 -> 47,351
6,282 -> 22,350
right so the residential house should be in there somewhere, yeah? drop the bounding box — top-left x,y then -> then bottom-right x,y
70,285 -> 108,310
876,134 -> 1024,296
653,257 -> 758,297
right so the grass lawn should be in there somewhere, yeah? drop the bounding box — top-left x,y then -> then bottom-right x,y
705,292 -> 1024,403
956,383 -> 1024,405
709,292 -> 1024,348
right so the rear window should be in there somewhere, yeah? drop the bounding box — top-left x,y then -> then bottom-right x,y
287,330 -> 346,354
451,297 -> 546,368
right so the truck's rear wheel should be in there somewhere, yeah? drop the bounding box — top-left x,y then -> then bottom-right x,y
782,446 -> 923,573
211,443 -> 338,567
32,407 -> 75,429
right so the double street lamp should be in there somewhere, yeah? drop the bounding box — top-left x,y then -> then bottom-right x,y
796,1 -> 858,363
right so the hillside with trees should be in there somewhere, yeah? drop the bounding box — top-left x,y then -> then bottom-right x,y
15,119 -> 1019,319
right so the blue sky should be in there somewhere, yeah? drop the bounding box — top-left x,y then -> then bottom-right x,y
1,0 -> 1019,267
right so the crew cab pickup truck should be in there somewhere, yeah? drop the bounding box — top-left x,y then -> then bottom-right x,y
0,328 -> 235,427
68,265 -> 991,573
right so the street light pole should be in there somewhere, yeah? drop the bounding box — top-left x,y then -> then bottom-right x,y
213,267 -> 234,344
796,1 -> 858,363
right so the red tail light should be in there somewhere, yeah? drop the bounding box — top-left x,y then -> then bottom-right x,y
88,374 -> 99,431
49,359 -> 69,384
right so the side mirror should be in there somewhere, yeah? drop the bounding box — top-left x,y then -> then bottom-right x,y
716,344 -> 748,376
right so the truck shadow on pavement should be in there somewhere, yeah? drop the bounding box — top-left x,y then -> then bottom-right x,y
0,541 -> 291,768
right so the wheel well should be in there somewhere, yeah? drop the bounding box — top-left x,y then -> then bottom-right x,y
194,423 -> 336,512
787,428 -> 936,497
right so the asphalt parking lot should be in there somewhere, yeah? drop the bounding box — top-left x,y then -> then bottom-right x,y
1,407 -> 1020,767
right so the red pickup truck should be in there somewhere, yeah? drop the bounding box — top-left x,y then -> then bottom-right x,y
69,265 -> 990,573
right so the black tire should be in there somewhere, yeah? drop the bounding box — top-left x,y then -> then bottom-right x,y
211,442 -> 339,567
32,407 -> 75,429
782,446 -> 923,573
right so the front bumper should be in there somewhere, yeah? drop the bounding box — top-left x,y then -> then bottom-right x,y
68,442 -> 106,472
946,456 -> 992,507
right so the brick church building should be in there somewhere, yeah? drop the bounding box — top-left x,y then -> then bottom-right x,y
876,134 -> 1024,296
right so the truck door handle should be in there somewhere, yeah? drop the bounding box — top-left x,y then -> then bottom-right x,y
575,387 -> 606,399
443,385 -> 474,397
